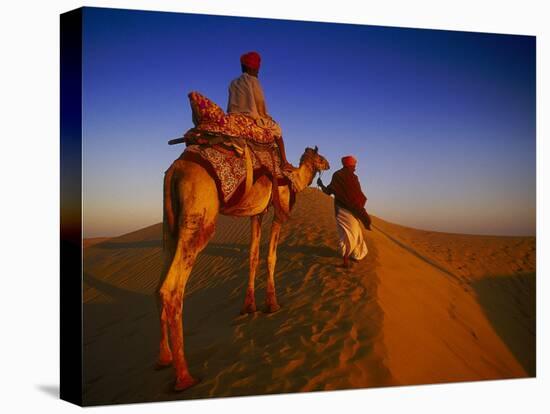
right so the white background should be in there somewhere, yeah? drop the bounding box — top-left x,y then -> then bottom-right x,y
0,0 -> 547,412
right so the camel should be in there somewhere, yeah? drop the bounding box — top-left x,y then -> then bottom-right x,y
156,146 -> 330,391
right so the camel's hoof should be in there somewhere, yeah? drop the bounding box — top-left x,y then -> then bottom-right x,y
339,261 -> 351,269
240,303 -> 257,315
264,303 -> 281,314
174,376 -> 200,392
241,289 -> 256,314
155,358 -> 173,370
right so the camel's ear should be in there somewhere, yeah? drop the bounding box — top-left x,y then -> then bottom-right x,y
314,146 -> 318,153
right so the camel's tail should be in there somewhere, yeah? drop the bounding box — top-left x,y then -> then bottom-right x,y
163,162 -> 178,247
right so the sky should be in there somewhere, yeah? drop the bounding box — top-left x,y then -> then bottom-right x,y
82,7 -> 536,237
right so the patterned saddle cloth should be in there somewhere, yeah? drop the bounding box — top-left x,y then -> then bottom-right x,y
183,91 -> 278,144
181,143 -> 296,209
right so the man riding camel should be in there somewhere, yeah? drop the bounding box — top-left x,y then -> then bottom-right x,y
227,51 -> 293,171
317,155 -> 371,268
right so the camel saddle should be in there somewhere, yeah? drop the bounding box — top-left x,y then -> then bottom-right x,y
180,138 -> 295,219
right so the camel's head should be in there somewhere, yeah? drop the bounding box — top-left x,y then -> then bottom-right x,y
300,146 -> 330,173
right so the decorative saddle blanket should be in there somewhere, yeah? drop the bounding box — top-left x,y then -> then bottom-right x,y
180,143 -> 296,209
184,91 -> 278,144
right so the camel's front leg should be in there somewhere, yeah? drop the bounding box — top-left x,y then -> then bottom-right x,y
265,220 -> 282,313
241,214 -> 263,314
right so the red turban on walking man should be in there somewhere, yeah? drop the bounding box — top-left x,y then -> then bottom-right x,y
341,155 -> 357,168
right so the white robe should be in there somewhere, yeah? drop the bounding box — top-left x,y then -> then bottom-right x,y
227,73 -> 282,137
335,206 -> 368,260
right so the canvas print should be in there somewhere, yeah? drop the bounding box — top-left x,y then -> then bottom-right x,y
60,6 -> 536,406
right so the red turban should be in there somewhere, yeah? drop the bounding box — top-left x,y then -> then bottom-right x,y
341,155 -> 357,167
240,51 -> 261,70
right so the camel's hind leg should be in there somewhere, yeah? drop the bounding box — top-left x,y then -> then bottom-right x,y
264,186 -> 290,313
160,213 -> 216,391
156,164 -> 180,368
156,221 -> 177,368
241,213 -> 264,314
159,161 -> 219,391
265,220 -> 282,313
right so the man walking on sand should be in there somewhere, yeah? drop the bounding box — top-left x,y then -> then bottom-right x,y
227,51 -> 293,171
317,155 -> 371,268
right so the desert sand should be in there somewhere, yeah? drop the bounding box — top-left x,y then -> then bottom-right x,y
82,187 -> 535,405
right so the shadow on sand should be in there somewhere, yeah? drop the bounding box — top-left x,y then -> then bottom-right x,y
83,265 -> 251,404
93,239 -> 339,260
471,272 -> 536,376
94,240 -> 162,250
83,247 -> 302,405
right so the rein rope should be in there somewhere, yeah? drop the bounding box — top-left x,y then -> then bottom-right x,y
317,170 -> 324,187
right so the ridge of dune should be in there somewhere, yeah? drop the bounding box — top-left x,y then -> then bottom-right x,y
83,237 -> 111,248
370,216 -> 530,385
82,187 -> 534,405
372,217 -> 535,281
370,216 -> 535,379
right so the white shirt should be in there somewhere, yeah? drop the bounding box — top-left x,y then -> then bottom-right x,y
227,73 -> 282,137
227,73 -> 268,120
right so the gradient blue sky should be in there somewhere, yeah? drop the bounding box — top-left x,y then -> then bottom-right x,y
82,7 -> 535,237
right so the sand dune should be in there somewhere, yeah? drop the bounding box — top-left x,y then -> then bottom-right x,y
82,188 -> 535,405
83,237 -> 110,249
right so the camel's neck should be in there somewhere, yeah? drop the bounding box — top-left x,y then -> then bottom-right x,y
291,161 -> 316,192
